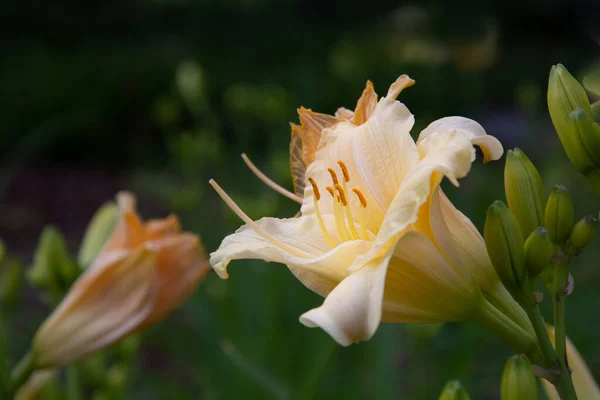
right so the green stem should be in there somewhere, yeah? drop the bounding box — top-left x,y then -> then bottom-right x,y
552,260 -> 578,400
524,304 -> 558,368
67,365 -> 83,400
9,352 -> 36,396
553,261 -> 569,367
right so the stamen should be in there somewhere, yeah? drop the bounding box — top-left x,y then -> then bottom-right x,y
209,179 -> 307,257
327,168 -> 339,185
241,153 -> 303,204
334,184 -> 348,206
352,188 -> 369,240
352,188 -> 367,208
307,177 -> 335,248
307,177 -> 320,200
325,186 -> 335,197
336,184 -> 360,240
337,160 -> 350,182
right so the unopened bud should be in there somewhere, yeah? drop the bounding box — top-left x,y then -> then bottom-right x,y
439,380 -> 471,400
504,149 -> 546,238
484,201 -> 526,296
571,108 -> 600,198
501,355 -> 538,400
78,202 -> 118,269
545,186 -> 574,245
569,215 -> 598,253
548,65 -> 596,174
0,257 -> 23,307
524,227 -> 554,277
28,227 -> 79,293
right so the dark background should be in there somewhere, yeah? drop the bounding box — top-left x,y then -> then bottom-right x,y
1,0 -> 599,398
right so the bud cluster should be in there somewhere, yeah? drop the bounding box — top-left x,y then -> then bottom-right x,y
548,64 -> 600,198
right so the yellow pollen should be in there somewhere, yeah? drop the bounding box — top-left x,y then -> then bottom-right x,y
325,186 -> 335,197
307,177 -> 320,200
352,188 -> 367,208
335,184 -> 348,206
327,168 -> 339,185
337,160 -> 350,182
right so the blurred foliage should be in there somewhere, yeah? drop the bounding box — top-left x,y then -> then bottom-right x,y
1,0 -> 600,398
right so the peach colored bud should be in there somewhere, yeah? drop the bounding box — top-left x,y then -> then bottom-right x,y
32,192 -> 209,368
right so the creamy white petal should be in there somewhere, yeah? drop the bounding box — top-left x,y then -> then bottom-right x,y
300,75 -> 419,233
353,131 -> 476,269
210,214 -> 372,285
382,232 -> 477,322
299,249 -> 394,346
417,116 -> 503,162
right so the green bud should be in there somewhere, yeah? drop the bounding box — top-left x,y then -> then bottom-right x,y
592,101 -> 600,123
116,335 -> 142,360
545,185 -> 575,244
176,60 -> 205,106
524,227 -> 554,277
78,201 -> 118,268
439,380 -> 471,400
0,257 -> 22,307
548,64 -> 597,176
504,148 -> 546,238
484,201 -> 526,295
106,365 -> 129,394
569,215 -> 598,253
28,226 -> 79,294
571,108 -> 600,197
500,355 -> 538,400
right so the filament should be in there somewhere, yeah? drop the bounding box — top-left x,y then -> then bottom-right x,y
353,188 -> 369,240
335,184 -> 359,240
308,178 -> 335,248
337,160 -> 350,182
209,179 -> 307,257
241,153 -> 303,204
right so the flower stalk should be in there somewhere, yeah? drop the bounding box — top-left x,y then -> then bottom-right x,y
9,352 -> 36,397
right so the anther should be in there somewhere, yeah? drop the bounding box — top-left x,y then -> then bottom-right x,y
325,186 -> 335,198
307,177 -> 320,201
335,184 -> 348,206
337,161 -> 350,182
352,188 -> 367,208
327,168 -> 339,185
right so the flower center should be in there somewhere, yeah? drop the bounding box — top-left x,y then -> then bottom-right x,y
308,160 -> 369,248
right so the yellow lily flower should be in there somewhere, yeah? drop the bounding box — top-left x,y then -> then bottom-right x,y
33,192 -> 209,367
211,75 -> 532,347
543,326 -> 600,400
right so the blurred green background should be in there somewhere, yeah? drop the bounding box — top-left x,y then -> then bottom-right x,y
1,0 -> 599,398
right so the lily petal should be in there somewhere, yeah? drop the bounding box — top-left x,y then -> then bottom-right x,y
34,247 -> 158,367
435,189 -> 533,334
543,327 -> 600,400
382,231 -> 477,323
301,75 -> 419,232
210,215 -> 372,291
417,116 -> 503,162
352,80 -> 378,125
97,192 -> 145,261
299,250 -> 394,346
